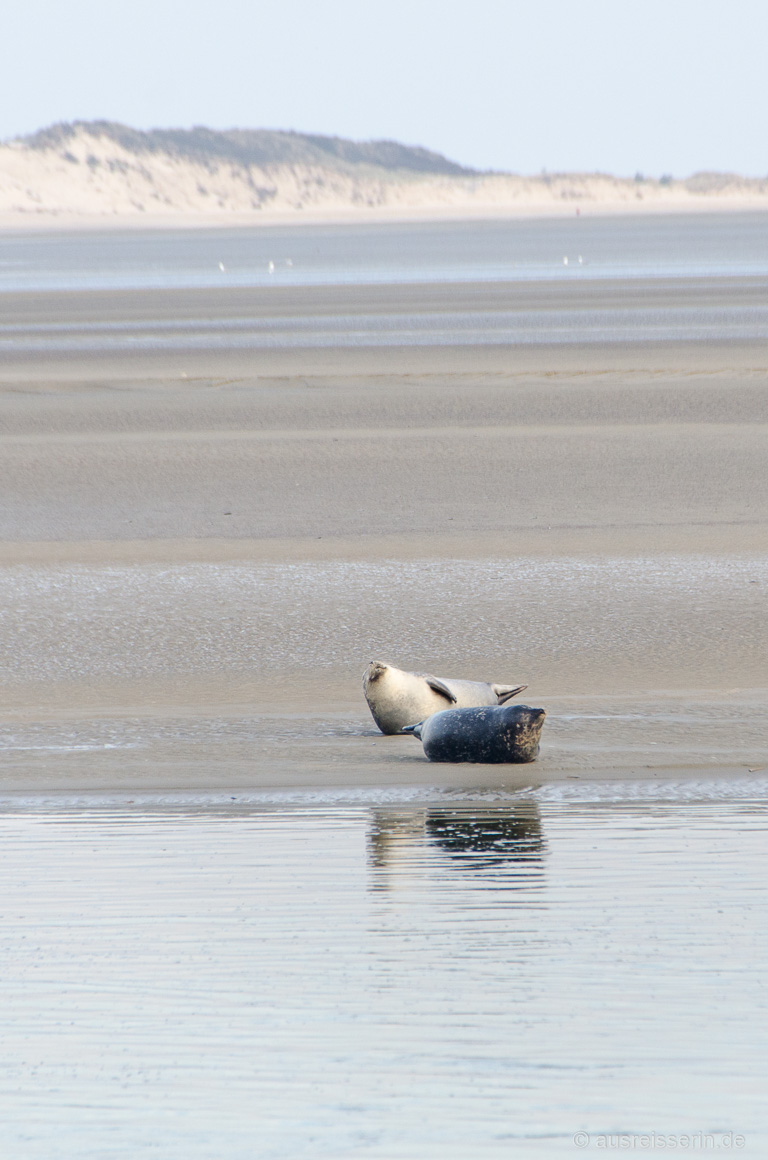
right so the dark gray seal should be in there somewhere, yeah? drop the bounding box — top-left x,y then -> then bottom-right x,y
363,660 -> 527,735
403,704 -> 546,763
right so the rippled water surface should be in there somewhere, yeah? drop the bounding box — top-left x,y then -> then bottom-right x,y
1,791 -> 766,1158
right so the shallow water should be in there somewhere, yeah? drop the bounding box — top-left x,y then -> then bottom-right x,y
1,790 -> 765,1158
3,213 -> 768,292
3,216 -> 768,358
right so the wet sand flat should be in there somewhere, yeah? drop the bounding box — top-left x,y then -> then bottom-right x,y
1,555 -> 766,792
1,277 -> 767,792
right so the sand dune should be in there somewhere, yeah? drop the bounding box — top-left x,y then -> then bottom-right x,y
2,122 -> 768,226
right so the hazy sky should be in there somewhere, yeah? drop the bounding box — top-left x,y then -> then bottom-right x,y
2,0 -> 767,176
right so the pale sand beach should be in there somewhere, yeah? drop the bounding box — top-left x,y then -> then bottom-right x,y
2,276 -> 766,794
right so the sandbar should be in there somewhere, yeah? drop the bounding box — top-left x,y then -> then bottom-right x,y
1,278 -> 766,794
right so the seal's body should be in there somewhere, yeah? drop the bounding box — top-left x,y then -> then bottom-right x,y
363,661 -> 526,735
403,704 -> 546,764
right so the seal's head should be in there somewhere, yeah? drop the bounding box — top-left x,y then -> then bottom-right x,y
510,706 -> 547,760
364,660 -> 389,685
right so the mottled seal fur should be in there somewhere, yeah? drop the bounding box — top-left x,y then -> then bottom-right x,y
403,704 -> 546,763
363,661 -> 527,735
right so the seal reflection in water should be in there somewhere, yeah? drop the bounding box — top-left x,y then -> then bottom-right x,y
363,661 -> 527,735
367,805 -> 545,887
403,704 -> 546,764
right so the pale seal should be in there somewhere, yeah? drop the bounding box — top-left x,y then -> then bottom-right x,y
363,661 -> 527,735
403,704 -> 546,763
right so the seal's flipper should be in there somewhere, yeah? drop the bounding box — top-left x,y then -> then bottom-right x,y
492,683 -> 527,705
425,676 -> 458,703
401,722 -> 424,738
